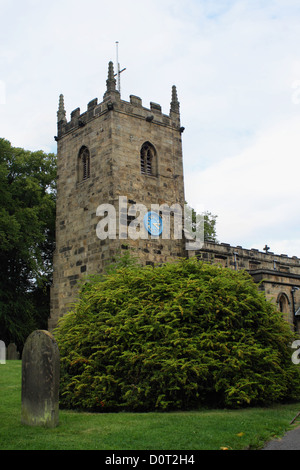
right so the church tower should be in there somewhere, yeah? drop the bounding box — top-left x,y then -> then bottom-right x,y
49,62 -> 186,330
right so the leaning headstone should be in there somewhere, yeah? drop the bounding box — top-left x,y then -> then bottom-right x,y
7,343 -> 19,360
0,340 -> 6,364
21,330 -> 60,427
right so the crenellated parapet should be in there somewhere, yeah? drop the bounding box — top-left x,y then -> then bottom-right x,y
56,61 -> 182,141
189,241 -> 300,273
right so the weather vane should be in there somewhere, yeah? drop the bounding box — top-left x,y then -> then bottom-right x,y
114,41 -> 126,95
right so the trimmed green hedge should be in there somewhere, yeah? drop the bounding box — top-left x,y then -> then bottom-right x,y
54,258 -> 300,411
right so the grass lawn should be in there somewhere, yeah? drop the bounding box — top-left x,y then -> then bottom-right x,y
1,360 -> 300,451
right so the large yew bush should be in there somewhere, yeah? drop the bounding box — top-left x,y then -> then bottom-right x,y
54,258 -> 300,411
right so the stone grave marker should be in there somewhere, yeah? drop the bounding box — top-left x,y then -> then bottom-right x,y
7,343 -> 19,360
0,340 -> 6,364
21,330 -> 60,427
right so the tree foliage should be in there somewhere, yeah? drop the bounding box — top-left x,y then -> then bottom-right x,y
54,258 -> 300,411
0,138 -> 56,350
185,203 -> 218,243
202,211 -> 218,242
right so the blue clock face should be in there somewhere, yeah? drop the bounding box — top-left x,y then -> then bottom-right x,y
144,211 -> 163,236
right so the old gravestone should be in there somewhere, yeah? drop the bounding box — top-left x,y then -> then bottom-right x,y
21,330 -> 60,427
0,340 -> 6,364
7,343 -> 19,360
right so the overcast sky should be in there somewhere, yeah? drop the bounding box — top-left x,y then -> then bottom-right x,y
1,0 -> 300,256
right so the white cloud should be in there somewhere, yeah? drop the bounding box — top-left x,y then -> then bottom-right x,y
185,117 -> 300,256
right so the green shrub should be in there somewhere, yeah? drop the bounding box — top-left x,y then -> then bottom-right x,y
54,258 -> 300,411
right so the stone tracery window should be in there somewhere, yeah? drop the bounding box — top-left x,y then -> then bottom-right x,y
140,142 -> 156,176
78,146 -> 90,181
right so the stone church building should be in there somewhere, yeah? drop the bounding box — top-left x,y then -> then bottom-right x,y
49,62 -> 300,332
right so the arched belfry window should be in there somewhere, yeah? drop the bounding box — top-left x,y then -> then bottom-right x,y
140,142 -> 156,176
78,146 -> 90,181
277,292 -> 290,314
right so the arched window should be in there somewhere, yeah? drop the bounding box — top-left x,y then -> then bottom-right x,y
277,292 -> 294,328
140,142 -> 156,176
277,293 -> 290,314
78,146 -> 90,181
